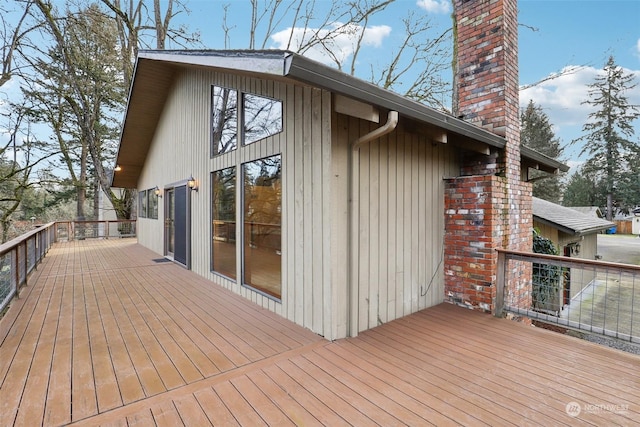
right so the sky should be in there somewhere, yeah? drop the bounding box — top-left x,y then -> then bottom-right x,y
180,0 -> 640,171
2,0 -> 640,175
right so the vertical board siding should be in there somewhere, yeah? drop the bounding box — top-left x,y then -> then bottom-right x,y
347,118 -> 459,333
136,70 -> 333,338
133,66 -> 458,339
330,113 -> 350,339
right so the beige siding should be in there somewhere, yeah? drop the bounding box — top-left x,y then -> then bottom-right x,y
533,220 -> 599,300
334,114 -> 459,333
136,69 -> 336,338
135,67 -> 460,339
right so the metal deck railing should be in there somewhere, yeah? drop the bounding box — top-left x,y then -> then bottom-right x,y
497,249 -> 640,344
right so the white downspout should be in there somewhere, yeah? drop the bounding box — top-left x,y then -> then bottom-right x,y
348,110 -> 399,337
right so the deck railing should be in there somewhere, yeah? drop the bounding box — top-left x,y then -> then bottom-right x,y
496,249 -> 640,344
0,220 -> 136,314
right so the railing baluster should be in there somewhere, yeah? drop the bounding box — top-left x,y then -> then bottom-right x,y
497,248 -> 640,344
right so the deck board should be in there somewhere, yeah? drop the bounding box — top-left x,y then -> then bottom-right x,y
1,239 -> 639,426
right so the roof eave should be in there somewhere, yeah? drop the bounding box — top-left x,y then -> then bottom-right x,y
521,145 -> 570,174
533,216 -> 614,236
284,53 -> 507,150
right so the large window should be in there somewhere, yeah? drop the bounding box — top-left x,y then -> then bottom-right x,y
211,85 -> 283,299
243,94 -> 283,145
138,188 -> 158,219
211,86 -> 238,155
243,155 -> 282,298
138,191 -> 147,218
212,167 -> 236,279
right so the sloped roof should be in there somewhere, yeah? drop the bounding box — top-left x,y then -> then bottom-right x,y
568,206 -> 604,218
112,50 -> 568,188
533,197 -> 614,236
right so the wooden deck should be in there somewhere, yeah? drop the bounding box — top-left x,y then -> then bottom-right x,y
1,240 -> 638,426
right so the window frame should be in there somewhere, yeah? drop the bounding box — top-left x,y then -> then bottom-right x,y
241,154 -> 282,300
211,85 -> 238,157
241,92 -> 283,147
211,166 -> 237,280
138,190 -> 148,218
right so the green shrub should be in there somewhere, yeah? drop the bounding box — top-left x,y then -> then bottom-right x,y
532,229 -> 562,312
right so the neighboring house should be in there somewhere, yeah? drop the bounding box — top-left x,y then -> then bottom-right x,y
98,171 -> 119,222
533,197 -> 614,308
112,1 -> 566,339
535,197 -> 613,260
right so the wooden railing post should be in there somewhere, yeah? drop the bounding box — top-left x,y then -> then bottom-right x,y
495,249 -> 506,317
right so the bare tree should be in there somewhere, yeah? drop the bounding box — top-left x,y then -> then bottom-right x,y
31,0 -> 199,219
0,103 -> 52,242
1,0 -> 35,87
32,2 -> 126,218
224,0 -> 452,110
100,0 -> 199,87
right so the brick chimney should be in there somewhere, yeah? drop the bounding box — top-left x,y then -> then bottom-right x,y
444,0 -> 532,313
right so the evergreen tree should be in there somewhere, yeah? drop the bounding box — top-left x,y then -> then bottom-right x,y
520,100 -> 564,203
562,167 -> 606,208
616,143 -> 640,212
572,56 -> 640,220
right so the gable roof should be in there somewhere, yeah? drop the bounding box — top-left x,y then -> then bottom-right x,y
568,206 -> 604,218
112,50 -> 568,188
533,197 -> 614,236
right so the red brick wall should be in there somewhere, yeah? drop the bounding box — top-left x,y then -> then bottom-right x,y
445,0 -> 532,312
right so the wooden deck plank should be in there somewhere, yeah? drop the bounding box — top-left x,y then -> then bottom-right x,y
96,268 -> 167,398
120,271 -> 204,385
386,313 -> 609,420
345,325 -> 563,426
72,274 -> 99,421
144,267 -> 278,361
261,364 -> 349,426
85,272 -> 123,414
106,267 -> 185,392
293,352 -> 430,426
13,275 -> 63,427
230,375 -> 296,427
150,400 -> 185,426
412,308 -> 640,410
0,264 -> 51,381
193,387 -> 240,426
213,381 -> 268,426
399,307 -> 638,425
126,408 -> 156,426
272,359 -> 378,426
316,342 -> 487,426
44,274 -> 74,426
1,240 -> 639,427
0,274 -> 58,426
419,308 -> 640,387
172,394 -> 214,426
133,266 -> 254,368
92,270 -> 146,405
245,369 -> 323,427
122,267 -> 238,374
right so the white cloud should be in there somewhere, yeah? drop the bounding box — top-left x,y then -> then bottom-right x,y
520,65 -> 640,132
636,38 -> 640,58
416,0 -> 451,14
271,22 -> 391,66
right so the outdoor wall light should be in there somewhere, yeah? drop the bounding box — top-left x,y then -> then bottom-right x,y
114,164 -> 122,172
154,186 -> 162,197
187,175 -> 198,192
